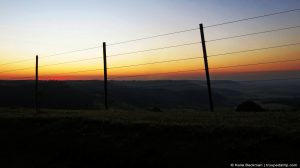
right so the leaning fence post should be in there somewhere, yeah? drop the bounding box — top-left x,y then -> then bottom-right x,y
102,42 -> 108,110
199,24 -> 214,112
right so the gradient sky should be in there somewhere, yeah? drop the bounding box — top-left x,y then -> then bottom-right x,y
0,0 -> 299,80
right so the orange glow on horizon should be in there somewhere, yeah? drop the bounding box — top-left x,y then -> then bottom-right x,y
1,55 -> 299,80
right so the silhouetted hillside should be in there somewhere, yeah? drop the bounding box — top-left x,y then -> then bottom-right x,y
0,81 -> 94,109
0,80 -> 299,111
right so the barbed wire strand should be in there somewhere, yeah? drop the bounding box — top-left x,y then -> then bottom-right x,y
108,42 -> 300,70
41,68 -> 104,78
0,76 -> 33,80
39,56 -> 101,68
208,42 -> 300,58
0,46 -> 102,67
205,9 -> 300,28
110,69 -> 203,79
0,58 -> 33,67
206,25 -> 300,43
107,42 -> 201,58
107,28 -> 199,46
0,67 -> 34,74
109,58 -> 300,79
108,56 -> 203,70
41,46 -> 102,59
107,27 -> 299,58
36,57 -> 300,80
107,9 -> 300,46
210,58 -> 300,70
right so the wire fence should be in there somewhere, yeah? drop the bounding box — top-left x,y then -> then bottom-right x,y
1,8 -> 300,111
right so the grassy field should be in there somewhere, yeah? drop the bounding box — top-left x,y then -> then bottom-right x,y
0,108 -> 299,167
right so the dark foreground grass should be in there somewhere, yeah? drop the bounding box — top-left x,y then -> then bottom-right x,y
0,109 -> 299,167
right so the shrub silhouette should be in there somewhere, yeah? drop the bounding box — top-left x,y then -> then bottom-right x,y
150,106 -> 163,112
236,101 -> 265,112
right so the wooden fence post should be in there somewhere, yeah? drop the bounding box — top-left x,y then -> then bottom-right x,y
199,24 -> 214,112
103,42 -> 108,110
35,55 -> 39,112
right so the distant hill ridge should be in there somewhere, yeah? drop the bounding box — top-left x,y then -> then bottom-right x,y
0,80 -> 299,111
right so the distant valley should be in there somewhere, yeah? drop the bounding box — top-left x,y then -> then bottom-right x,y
0,80 -> 299,111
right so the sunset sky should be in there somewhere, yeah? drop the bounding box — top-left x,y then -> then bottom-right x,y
0,0 -> 299,80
